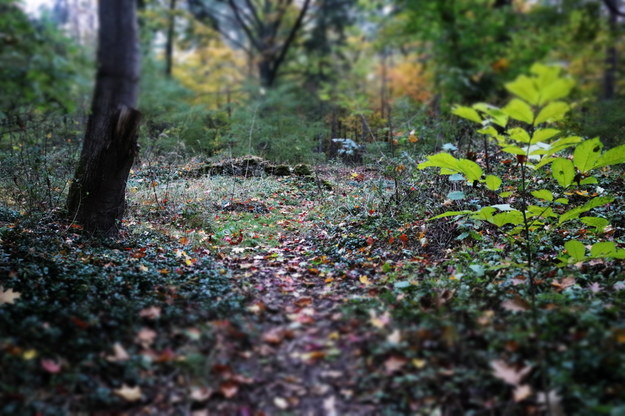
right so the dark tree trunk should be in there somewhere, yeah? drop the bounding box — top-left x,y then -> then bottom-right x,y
603,0 -> 620,100
165,0 -> 177,77
66,0 -> 141,237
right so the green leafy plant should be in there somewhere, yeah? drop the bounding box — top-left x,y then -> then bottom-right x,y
419,63 -> 625,305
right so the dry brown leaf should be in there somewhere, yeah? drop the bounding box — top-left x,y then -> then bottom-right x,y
490,360 -> 532,386
262,327 -> 285,345
219,380 -> 238,398
501,296 -> 530,312
0,287 -> 21,305
135,327 -> 157,348
294,296 -> 313,307
551,276 -> 576,291
106,342 -> 130,362
114,384 -> 142,402
190,386 -> 213,402
513,384 -> 532,402
139,306 -> 161,319
384,355 -> 407,374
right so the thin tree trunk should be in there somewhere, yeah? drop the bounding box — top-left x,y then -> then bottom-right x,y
67,0 -> 141,237
165,0 -> 177,77
603,0 -> 619,100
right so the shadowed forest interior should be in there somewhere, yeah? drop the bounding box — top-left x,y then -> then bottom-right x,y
1,0 -> 625,414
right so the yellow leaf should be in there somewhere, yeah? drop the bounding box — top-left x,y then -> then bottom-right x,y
412,358 -> 426,369
22,349 -> 38,360
114,384 -> 142,402
359,275 -> 371,286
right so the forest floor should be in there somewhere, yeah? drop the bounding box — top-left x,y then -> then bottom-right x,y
1,161 -> 625,415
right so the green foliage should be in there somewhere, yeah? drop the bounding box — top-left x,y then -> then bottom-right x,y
225,84 -> 325,163
139,58 -> 229,156
0,1 -> 91,114
0,216 -> 241,413
420,63 -> 625,267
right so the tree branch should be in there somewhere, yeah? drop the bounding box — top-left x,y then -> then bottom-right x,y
228,0 -> 263,51
603,0 -> 625,16
270,0 -> 311,81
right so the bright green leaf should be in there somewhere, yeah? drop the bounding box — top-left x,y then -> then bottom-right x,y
531,128 -> 560,143
580,216 -> 609,232
590,242 -> 617,258
531,189 -> 554,202
485,175 -> 502,191
505,75 -> 539,105
418,152 -> 460,172
594,143 -> 625,168
429,210 -> 474,220
573,138 -> 603,173
457,159 -> 483,182
538,78 -> 575,106
552,158 -> 575,187
564,240 -> 586,261
452,105 -> 482,124
502,99 -> 534,124
559,196 -> 615,224
534,101 -> 570,125
508,127 -> 531,144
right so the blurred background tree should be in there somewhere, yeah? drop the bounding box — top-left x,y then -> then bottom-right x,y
0,0 -> 623,167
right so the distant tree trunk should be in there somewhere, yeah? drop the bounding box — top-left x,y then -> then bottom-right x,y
603,0 -> 620,100
66,0 -> 141,237
165,0 -> 177,77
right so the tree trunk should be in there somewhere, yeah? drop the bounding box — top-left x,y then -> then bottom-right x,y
165,0 -> 177,77
66,0 -> 141,237
603,0 -> 619,100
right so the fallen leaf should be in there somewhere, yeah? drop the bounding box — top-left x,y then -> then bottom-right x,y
114,384 -> 142,402
106,342 -> 130,362
139,306 -> 161,319
323,395 -> 338,416
412,358 -> 426,369
41,359 -> 61,374
219,380 -> 238,398
135,327 -> 157,348
274,397 -> 289,409
359,275 -> 371,286
262,328 -> 285,345
294,296 -> 313,307
551,276 -> 576,291
369,310 -> 391,329
501,296 -> 530,312
387,329 -> 402,344
384,355 -> 407,374
490,360 -> 532,386
22,349 -> 38,360
0,287 -> 21,305
190,386 -> 213,402
514,384 -> 532,402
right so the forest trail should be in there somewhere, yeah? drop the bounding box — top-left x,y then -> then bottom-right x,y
197,174 -> 381,415
205,237 -> 376,415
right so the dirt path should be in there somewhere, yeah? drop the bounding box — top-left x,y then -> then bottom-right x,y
199,232 -> 379,415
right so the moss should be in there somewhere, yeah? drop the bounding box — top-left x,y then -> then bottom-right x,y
293,164 -> 313,176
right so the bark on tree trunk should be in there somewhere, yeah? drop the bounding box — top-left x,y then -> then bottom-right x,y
603,0 -> 619,100
165,0 -> 177,77
66,0 -> 140,237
